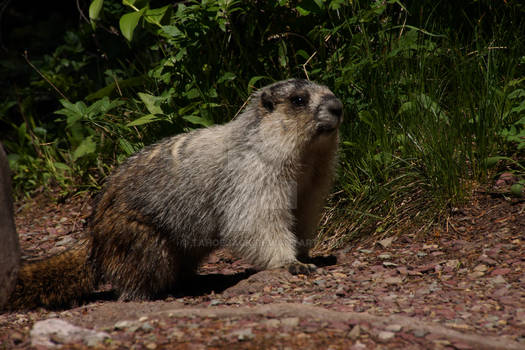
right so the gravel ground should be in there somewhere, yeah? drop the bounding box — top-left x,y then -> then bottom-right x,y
0,188 -> 524,349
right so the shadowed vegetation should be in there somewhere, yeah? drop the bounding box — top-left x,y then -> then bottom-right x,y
0,0 -> 523,247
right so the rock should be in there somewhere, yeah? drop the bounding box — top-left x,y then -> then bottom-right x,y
445,259 -> 460,268
350,341 -> 366,350
377,236 -> 395,248
0,143 -> 20,310
491,275 -> 507,284
332,272 -> 347,279
413,329 -> 428,338
281,317 -> 300,327
385,324 -> 402,332
262,319 -> 281,328
223,270 -> 290,297
335,286 -> 347,296
348,325 -> 360,339
473,264 -> 488,272
351,260 -> 365,268
141,322 -> 154,332
169,329 -> 185,340
383,262 -> 398,268
490,268 -> 511,276
229,328 -> 254,341
377,331 -> 396,342
477,255 -> 497,266
313,279 -> 326,287
495,172 -> 517,188
384,276 -> 403,285
31,318 -> 109,348
55,236 -> 74,247
114,320 -> 135,330
468,271 -> 485,279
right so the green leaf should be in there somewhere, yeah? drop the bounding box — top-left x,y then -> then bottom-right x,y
358,110 -> 374,127
278,41 -> 288,68
33,127 -> 47,137
126,113 -> 160,126
184,88 -> 200,100
53,162 -> 71,171
17,123 -> 27,145
398,101 -> 416,115
144,6 -> 171,26
138,92 -> 164,115
295,49 -> 310,60
89,0 -> 104,22
122,0 -> 149,9
118,138 -> 136,155
510,183 -> 523,197
73,136 -> 97,160
507,88 -> 525,100
247,76 -> 269,93
183,114 -> 213,127
119,8 -> 145,42
484,156 -> 514,168
296,0 -> 324,15
217,72 -> 236,84
6,153 -> 20,171
161,25 -> 184,37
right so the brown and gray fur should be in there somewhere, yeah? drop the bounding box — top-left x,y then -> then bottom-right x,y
8,79 -> 343,309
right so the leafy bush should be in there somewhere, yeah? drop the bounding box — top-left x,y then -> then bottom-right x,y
0,0 -> 523,244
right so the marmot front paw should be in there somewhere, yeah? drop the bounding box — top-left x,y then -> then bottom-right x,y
287,261 -> 317,275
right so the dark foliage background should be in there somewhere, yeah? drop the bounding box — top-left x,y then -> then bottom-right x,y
1,0 -> 523,246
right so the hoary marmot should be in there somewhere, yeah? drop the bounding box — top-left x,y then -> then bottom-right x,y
8,79 -> 343,309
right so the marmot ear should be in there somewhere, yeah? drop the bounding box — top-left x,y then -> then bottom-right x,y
261,91 -> 274,112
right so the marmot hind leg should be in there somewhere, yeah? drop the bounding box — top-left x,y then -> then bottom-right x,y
91,216 -> 183,301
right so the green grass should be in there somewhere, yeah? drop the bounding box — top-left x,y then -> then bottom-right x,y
314,2 -> 524,249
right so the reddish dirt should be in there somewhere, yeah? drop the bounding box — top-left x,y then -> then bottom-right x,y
0,189 -> 524,349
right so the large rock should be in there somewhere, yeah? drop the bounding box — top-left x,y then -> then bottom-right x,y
31,318 -> 110,348
0,143 -> 20,309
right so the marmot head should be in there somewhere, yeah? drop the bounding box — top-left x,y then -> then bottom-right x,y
254,79 -> 343,141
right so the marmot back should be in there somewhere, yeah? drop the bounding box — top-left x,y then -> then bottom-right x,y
8,79 -> 343,309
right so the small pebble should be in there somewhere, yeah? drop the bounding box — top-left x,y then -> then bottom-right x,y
385,324 -> 402,332
348,325 -> 360,339
378,331 -> 395,342
413,329 -> 428,338
281,317 -> 299,327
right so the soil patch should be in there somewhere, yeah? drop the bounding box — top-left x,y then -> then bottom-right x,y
1,190 -> 524,349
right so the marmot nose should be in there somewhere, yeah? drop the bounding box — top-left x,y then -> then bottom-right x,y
327,98 -> 343,119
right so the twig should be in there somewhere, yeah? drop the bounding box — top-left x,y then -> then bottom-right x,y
113,75 -> 123,97
467,46 -> 508,56
23,51 -> 70,102
398,9 -> 407,39
302,34 -> 331,81
76,0 -> 90,24
232,97 -> 250,120
302,51 -> 317,81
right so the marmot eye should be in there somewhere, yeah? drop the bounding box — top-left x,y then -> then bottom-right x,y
290,95 -> 306,107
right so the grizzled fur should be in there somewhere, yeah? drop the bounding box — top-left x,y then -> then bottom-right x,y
8,79 -> 343,308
